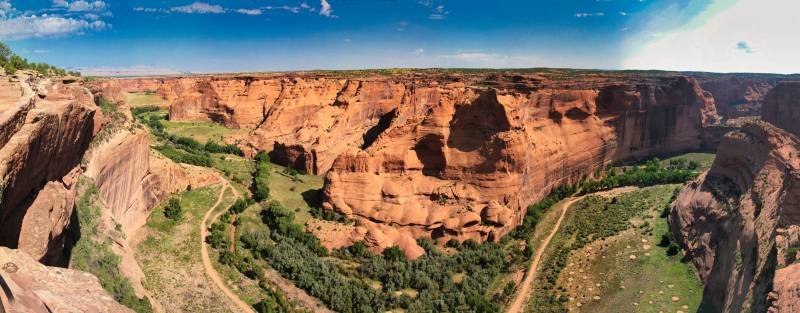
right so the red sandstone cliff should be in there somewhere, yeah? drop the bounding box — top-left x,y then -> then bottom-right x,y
670,121 -> 800,312
94,73 -> 722,255
322,77 -> 719,251
0,73 -> 97,265
0,247 -> 133,313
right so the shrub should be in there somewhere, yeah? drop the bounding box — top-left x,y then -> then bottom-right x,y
667,243 -> 681,256
164,198 -> 182,221
253,152 -> 272,202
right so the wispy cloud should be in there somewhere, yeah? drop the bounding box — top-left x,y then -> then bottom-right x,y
135,1 -> 321,17
171,2 -> 224,14
418,0 -> 449,20
235,8 -> 262,16
575,12 -> 605,18
397,21 -> 408,31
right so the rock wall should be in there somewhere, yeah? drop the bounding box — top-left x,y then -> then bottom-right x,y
0,247 -> 133,313
322,77 -> 719,250
701,77 -> 775,119
670,121 -> 800,313
762,81 -> 800,138
0,75 -> 97,264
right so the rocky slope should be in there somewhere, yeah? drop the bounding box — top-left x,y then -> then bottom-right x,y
0,247 -> 133,313
670,121 -> 800,313
0,73 -> 97,265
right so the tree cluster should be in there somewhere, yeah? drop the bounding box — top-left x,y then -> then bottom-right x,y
0,42 -> 79,77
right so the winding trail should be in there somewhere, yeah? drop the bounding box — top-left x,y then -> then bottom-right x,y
199,182 -> 256,313
505,186 -> 639,313
505,194 -> 584,313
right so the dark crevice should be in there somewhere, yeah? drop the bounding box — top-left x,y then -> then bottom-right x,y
361,109 -> 397,150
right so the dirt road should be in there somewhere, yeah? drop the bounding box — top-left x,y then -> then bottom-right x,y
505,195 -> 584,313
199,183 -> 256,313
505,186 -> 639,313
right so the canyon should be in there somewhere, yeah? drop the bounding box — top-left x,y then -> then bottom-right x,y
1,68 -> 798,312
99,72 -> 727,254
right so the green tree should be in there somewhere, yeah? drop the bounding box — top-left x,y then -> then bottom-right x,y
164,198 -> 183,221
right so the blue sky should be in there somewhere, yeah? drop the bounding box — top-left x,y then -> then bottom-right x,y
1,0 -> 796,74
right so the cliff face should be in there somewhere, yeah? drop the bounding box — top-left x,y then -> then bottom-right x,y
95,74 -> 721,254
762,81 -> 800,138
323,77 -> 719,248
701,77 -> 775,119
670,121 -> 800,313
0,247 -> 133,313
0,74 -> 97,264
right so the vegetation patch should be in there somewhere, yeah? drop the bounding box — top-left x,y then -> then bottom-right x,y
68,178 -> 153,313
138,185 -> 239,312
527,185 -> 703,313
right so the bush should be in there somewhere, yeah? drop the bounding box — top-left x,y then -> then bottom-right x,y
164,198 -> 182,221
205,141 -> 244,156
253,152 -> 271,202
154,145 -> 213,167
382,246 -> 404,262
667,243 -> 681,256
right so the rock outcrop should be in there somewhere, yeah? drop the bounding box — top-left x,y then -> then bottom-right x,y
0,74 -> 97,264
670,121 -> 800,312
0,247 -> 133,313
762,81 -> 800,138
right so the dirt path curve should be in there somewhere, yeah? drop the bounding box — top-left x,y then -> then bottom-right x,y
200,182 -> 256,313
505,194 -> 584,313
505,186 -> 639,313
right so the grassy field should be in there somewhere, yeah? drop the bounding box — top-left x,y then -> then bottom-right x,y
268,164 -> 325,225
162,119 -> 252,144
136,184 -> 239,313
663,152 -> 716,171
526,185 -> 703,313
125,91 -> 166,107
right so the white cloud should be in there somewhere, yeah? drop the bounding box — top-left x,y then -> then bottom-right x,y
414,48 -> 425,55
0,14 -> 105,40
624,0 -> 800,73
171,2 -> 225,14
429,14 -> 445,20
53,1 -> 107,12
575,12 -> 605,18
236,9 -> 262,16
0,1 -> 13,18
320,0 -> 335,18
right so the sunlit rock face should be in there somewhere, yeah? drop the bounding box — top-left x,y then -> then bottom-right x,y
95,73 -> 720,254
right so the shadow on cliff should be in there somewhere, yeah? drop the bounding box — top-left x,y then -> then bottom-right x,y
59,208 -> 82,268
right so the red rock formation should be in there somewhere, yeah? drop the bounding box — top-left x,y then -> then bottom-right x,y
701,77 -> 774,119
323,77 -> 719,251
762,81 -> 800,138
94,73 -> 721,254
0,247 -> 133,313
0,74 -> 97,262
670,121 -> 800,312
